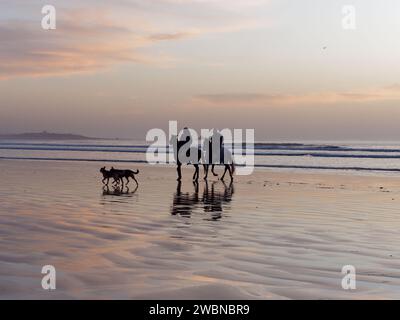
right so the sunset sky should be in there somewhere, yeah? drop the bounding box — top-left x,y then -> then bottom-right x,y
1,0 -> 400,140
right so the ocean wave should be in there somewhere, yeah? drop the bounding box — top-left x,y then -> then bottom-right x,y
3,145 -> 400,159
3,141 -> 400,154
2,156 -> 400,173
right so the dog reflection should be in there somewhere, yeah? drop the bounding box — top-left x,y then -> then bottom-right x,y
102,184 -> 138,197
171,181 -> 234,219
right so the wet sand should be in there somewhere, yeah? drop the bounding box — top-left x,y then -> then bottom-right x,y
0,160 -> 399,299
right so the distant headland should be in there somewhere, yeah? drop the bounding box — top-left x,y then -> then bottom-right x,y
0,131 -> 99,140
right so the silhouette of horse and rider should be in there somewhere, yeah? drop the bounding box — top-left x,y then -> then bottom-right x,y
172,128 -> 235,182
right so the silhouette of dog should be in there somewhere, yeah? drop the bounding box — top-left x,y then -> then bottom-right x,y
110,167 -> 139,186
100,167 -> 121,185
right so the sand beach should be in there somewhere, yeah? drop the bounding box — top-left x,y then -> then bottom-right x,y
0,159 -> 399,299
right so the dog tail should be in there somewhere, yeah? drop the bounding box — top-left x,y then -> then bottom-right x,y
133,169 -> 139,174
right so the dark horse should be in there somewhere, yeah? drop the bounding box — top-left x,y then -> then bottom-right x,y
174,135 -> 205,181
172,129 -> 235,182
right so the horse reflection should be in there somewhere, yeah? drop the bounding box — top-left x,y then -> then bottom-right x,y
102,184 -> 138,197
203,180 -> 234,215
171,181 -> 234,219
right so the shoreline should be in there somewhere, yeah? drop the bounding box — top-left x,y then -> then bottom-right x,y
2,157 -> 400,179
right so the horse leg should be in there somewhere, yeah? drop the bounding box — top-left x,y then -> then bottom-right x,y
221,165 -> 228,180
193,164 -> 199,181
227,165 -> 233,181
204,164 -> 209,180
177,164 -> 182,181
193,180 -> 199,193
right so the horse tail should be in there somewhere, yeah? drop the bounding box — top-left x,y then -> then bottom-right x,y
231,162 -> 235,174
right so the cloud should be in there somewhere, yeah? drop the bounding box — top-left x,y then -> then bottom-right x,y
192,85 -> 400,108
147,32 -> 195,41
0,1 -> 271,79
0,8 -> 179,79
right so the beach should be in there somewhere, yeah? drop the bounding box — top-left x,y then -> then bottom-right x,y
0,159 -> 399,299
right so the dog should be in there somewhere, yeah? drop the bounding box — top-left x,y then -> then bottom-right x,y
100,167 -> 122,186
110,167 -> 139,186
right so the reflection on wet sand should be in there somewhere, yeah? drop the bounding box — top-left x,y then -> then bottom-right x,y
2,161 -> 400,299
102,184 -> 138,197
171,181 -> 234,220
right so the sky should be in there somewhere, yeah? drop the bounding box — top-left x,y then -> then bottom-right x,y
1,0 -> 400,140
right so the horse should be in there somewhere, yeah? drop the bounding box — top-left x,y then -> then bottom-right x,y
174,140 -> 205,181
204,147 -> 235,181
172,132 -> 235,181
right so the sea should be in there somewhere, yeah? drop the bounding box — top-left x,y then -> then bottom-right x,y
2,139 -> 400,176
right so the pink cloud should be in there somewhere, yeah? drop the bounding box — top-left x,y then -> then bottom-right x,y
191,85 -> 400,108
0,2 -> 271,79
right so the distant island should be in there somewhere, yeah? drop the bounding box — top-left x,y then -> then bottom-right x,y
0,131 -> 98,140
